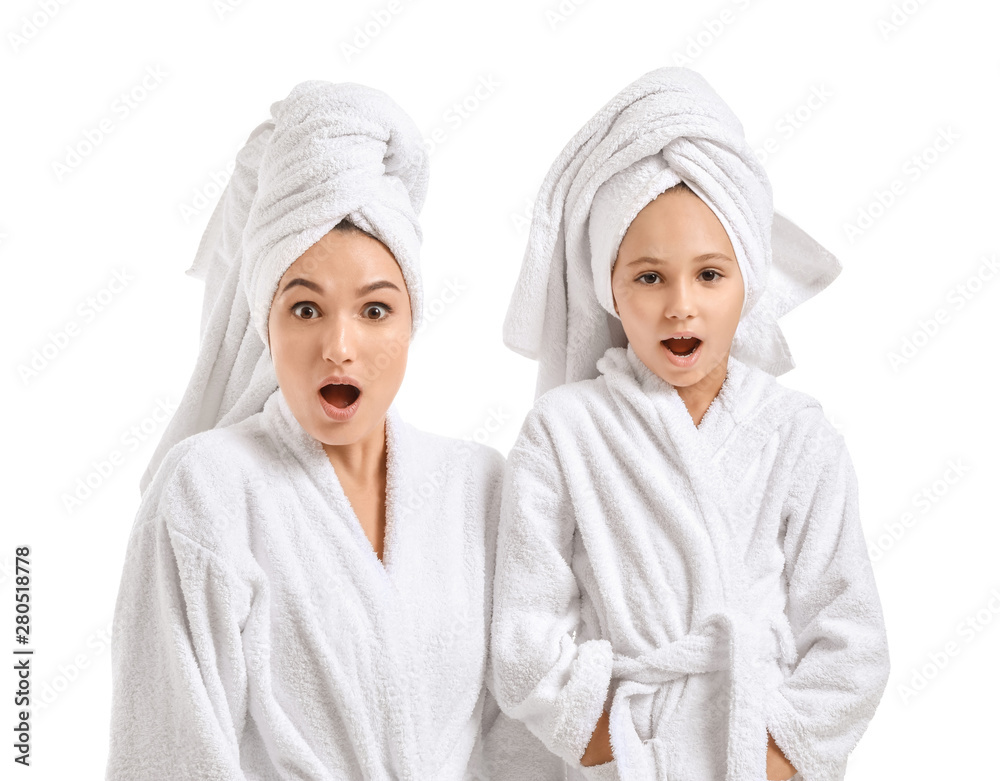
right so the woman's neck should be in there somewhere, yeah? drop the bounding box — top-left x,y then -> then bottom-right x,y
321,416 -> 387,487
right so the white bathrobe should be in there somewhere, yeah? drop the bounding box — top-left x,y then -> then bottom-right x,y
106,388 -> 564,781
490,345 -> 890,781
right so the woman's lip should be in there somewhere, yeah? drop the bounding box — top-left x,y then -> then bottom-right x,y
318,386 -> 361,421
661,337 -> 703,368
317,374 -> 361,391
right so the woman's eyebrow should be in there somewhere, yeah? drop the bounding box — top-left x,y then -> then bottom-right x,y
356,280 -> 402,296
279,278 -> 402,296
280,278 -> 322,296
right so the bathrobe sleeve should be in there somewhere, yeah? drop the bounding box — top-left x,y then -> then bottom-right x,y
106,452 -> 252,781
480,441 -> 569,779
489,406 -> 614,768
764,412 -> 891,781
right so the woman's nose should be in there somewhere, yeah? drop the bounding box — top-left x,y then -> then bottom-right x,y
321,315 -> 357,363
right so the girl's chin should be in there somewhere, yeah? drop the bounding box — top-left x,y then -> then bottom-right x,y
646,345 -> 728,387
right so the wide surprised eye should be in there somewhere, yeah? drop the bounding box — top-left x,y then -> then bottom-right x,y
291,302 -> 318,319
363,303 -> 393,320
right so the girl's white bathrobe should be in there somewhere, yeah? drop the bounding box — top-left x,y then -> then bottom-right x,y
106,388 -> 564,781
490,345 -> 890,781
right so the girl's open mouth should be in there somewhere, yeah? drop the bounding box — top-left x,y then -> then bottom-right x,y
661,336 -> 703,367
319,383 -> 362,421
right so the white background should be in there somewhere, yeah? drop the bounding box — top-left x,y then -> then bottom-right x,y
3,0 -> 998,777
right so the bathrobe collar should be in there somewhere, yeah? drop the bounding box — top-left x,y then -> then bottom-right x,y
596,343 -> 755,470
595,343 -> 817,587
263,387 -> 410,585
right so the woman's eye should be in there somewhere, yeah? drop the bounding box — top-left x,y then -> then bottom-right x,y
637,272 -> 659,284
291,302 -> 319,319
363,303 -> 392,320
701,270 -> 722,282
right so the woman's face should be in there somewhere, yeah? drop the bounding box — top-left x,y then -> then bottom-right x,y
611,186 -> 744,389
267,228 -> 412,447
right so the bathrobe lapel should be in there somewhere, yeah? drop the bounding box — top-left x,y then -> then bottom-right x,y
267,392 -> 420,778
596,345 -> 817,781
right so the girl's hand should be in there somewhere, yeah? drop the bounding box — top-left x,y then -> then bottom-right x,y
580,709 -> 614,767
766,730 -> 798,780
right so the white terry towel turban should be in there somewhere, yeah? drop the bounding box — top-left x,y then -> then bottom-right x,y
139,80 -> 429,495
502,66 -> 842,400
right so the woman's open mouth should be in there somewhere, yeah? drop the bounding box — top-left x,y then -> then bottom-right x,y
318,381 -> 362,421
661,336 -> 703,367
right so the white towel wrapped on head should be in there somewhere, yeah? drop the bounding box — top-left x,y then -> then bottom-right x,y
141,80 -> 429,495
502,66 -> 842,400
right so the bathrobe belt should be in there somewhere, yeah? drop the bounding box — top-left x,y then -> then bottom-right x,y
609,611 -> 798,780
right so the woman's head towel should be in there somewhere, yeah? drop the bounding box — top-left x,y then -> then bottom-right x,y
503,66 -> 842,400
139,80 -> 429,495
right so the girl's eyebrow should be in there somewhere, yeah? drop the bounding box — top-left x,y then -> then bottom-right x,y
279,278 -> 402,296
624,252 -> 735,268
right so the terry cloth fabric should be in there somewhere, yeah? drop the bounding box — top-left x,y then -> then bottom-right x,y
489,345 -> 891,781
106,388 -> 566,780
139,80 -> 429,495
501,65 -> 842,400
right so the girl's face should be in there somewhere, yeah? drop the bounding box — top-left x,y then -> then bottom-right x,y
611,186 -> 744,389
267,228 -> 412,447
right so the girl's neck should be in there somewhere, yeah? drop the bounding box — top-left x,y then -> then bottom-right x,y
676,355 -> 729,428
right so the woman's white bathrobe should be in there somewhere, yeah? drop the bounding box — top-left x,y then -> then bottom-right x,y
106,388 -> 564,781
490,345 -> 890,781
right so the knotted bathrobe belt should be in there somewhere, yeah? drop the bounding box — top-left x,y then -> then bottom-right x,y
608,612 -> 798,781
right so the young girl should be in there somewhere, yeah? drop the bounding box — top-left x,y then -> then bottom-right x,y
105,80 -> 562,780
490,67 -> 891,781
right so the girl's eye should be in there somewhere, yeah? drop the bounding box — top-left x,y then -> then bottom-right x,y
291,302 -> 319,319
701,270 -> 722,282
363,303 -> 392,320
637,272 -> 660,284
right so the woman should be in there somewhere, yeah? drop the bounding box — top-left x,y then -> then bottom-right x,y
490,67 -> 890,781
105,80 -> 562,780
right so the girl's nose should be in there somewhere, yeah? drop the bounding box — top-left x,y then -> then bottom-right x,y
663,279 -> 696,319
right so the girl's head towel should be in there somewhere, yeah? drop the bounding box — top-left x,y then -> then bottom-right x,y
502,66 -> 842,400
139,81 -> 429,495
